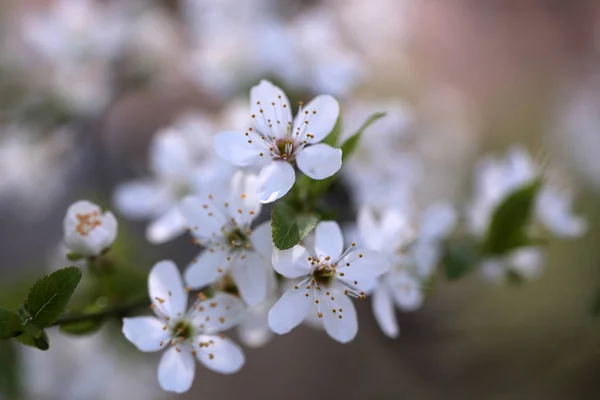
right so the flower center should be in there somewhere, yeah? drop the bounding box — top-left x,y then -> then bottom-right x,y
312,265 -> 336,287
224,227 -> 250,252
171,320 -> 194,340
76,211 -> 102,236
275,138 -> 296,160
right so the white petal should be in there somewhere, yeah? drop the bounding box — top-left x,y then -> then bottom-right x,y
227,171 -> 262,226
231,252 -> 269,307
214,131 -> 263,167
151,128 -> 194,178
179,195 -> 228,239
380,208 -> 414,248
419,202 -> 457,241
296,144 -> 342,180
146,206 -> 187,244
535,186 -> 587,238
101,211 -> 118,248
411,241 -> 441,278
250,221 -> 273,259
293,95 -> 339,143
63,200 -> 117,256
387,271 -> 424,311
190,293 -> 246,333
508,247 -> 545,280
357,206 -> 383,251
321,289 -> 358,343
122,317 -> 170,352
268,287 -> 312,334
250,80 -> 292,138
148,260 -> 187,319
256,161 -> 295,203
194,334 -> 245,374
158,346 -> 195,393
315,221 -> 344,260
237,299 -> 274,348
184,248 -> 233,289
371,286 -> 399,338
112,180 -> 171,219
480,258 -> 506,283
338,249 -> 390,292
272,245 -> 313,278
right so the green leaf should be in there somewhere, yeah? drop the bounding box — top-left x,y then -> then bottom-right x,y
67,252 -> 85,262
25,267 -> 83,328
482,179 -> 541,255
271,201 -> 319,250
14,330 -> 49,351
443,238 -> 481,281
340,112 -> 386,162
322,109 -> 343,148
0,307 -> 22,340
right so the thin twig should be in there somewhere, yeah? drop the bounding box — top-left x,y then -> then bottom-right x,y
50,298 -> 149,327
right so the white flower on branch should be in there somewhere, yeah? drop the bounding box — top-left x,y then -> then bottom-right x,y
122,261 -> 246,393
63,200 -> 117,257
214,80 -> 342,203
268,221 -> 389,343
180,171 -> 274,307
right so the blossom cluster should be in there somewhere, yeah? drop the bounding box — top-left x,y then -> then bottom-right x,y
55,80 -> 587,394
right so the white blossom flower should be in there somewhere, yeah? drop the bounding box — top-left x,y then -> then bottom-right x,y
122,261 -> 246,394
468,146 -> 586,239
214,80 -> 342,203
480,247 -> 545,284
357,204 -> 456,338
63,200 -> 117,257
113,114 -> 234,244
268,221 -> 388,343
180,171 -> 273,307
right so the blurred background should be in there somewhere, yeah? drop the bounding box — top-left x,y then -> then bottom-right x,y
1,0 -> 600,399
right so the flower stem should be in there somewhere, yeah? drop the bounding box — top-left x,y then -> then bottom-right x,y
50,298 -> 149,327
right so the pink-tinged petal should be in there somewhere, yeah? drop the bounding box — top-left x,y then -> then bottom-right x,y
231,252 -> 270,307
272,245 -> 312,278
146,206 -> 187,244
122,317 -> 170,352
321,289 -> 357,343
315,221 -> 344,260
194,334 -> 245,374
256,161 -> 295,203
293,95 -> 339,143
268,287 -> 312,334
148,260 -> 187,319
214,131 -> 263,167
297,144 -> 342,180
184,248 -> 233,289
372,285 -> 399,338
250,80 -> 292,138
157,347 -> 195,393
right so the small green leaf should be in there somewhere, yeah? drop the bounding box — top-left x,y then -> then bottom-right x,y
67,252 -> 85,262
322,109 -> 343,148
483,179 -> 541,255
340,112 -> 386,161
0,307 -> 22,340
271,201 -> 319,250
25,267 -> 83,328
14,330 -> 49,351
443,238 -> 481,280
